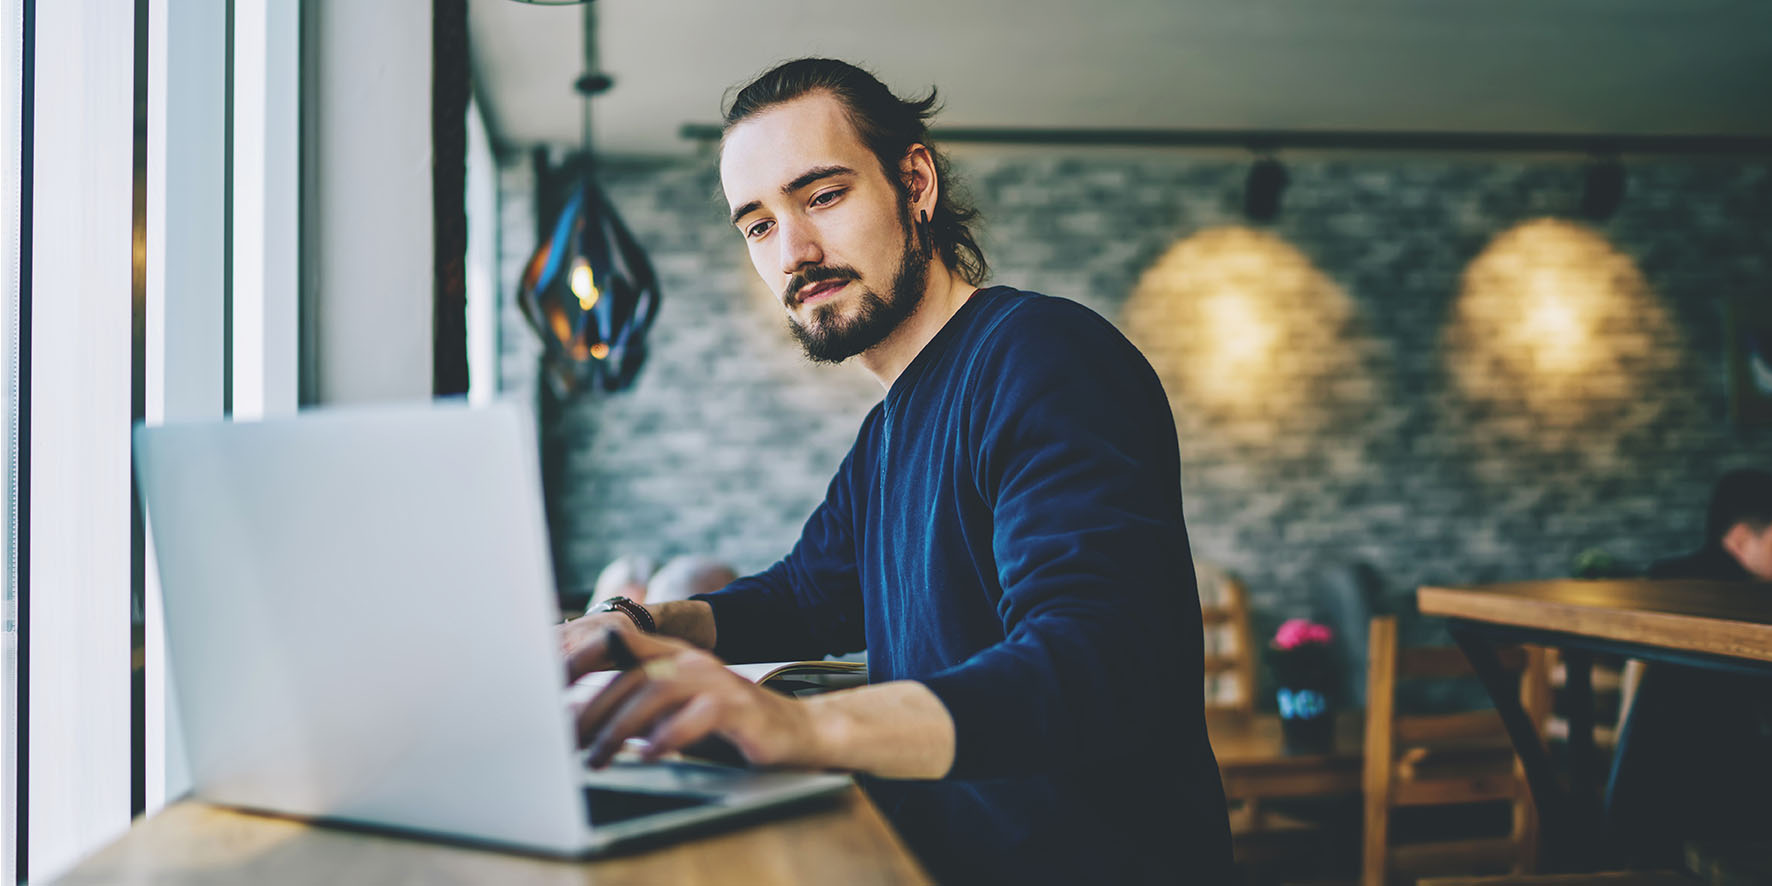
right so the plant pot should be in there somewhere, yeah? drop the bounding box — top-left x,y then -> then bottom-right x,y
1275,686 -> 1334,755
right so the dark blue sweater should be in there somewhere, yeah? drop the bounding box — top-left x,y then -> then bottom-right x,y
695,287 -> 1233,884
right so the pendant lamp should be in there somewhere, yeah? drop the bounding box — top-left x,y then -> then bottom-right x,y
515,2 -> 660,394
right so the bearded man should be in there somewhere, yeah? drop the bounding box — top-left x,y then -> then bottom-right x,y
559,58 -> 1232,884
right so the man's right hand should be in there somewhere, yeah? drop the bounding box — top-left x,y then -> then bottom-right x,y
558,599 -> 719,682
558,612 -> 640,680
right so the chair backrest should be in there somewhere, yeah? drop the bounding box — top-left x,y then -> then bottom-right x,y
1362,616 -> 1550,886
1196,560 -> 1258,714
1540,650 -> 1644,751
1316,561 -> 1385,709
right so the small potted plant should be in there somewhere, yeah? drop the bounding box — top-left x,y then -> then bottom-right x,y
1267,618 -> 1337,754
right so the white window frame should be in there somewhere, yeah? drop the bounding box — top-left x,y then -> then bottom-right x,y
24,2 -> 137,880
465,97 -> 499,406
2,0 -> 25,880
144,0 -> 228,814
230,0 -> 299,421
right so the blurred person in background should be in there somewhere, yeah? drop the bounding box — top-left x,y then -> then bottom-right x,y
645,555 -> 739,604
1647,467 -> 1772,582
587,553 -> 655,611
1610,466 -> 1772,866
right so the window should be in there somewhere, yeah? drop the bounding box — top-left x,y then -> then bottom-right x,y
4,2 -> 300,879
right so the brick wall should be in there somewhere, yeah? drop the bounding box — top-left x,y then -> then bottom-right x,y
499,151 -> 1772,642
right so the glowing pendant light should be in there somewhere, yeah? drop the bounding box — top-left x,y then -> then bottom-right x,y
515,1 -> 659,393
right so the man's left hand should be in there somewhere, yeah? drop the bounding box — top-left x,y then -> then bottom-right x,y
574,630 -> 820,770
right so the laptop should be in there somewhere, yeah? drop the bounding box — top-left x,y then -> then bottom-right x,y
132,400 -> 851,856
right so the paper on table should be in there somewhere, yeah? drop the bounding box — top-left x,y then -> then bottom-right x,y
725,660 -> 866,684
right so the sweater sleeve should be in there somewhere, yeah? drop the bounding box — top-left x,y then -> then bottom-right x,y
689,416 -> 874,664
917,300 -> 1202,779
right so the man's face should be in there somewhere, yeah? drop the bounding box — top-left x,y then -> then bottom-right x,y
1726,521 -> 1772,581
721,93 -> 928,363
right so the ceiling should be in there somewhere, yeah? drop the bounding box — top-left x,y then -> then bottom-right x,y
469,0 -> 1772,157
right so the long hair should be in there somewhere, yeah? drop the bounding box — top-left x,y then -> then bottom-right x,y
722,58 -> 989,286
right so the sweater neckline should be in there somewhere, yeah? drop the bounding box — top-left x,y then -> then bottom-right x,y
1697,545 -> 1755,581
884,286 -> 1008,408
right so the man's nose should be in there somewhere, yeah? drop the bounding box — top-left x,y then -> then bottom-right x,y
777,218 -> 823,277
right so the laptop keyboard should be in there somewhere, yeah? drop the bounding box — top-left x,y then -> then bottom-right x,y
582,787 -> 718,827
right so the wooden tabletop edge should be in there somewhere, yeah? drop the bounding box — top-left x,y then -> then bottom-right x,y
1416,585 -> 1772,664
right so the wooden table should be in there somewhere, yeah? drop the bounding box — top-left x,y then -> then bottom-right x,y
1208,709 -> 1365,877
1419,580 -> 1772,668
1207,709 -> 1365,802
1418,579 -> 1772,871
46,787 -> 931,885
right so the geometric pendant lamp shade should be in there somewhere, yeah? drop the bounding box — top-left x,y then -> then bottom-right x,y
517,175 -> 661,393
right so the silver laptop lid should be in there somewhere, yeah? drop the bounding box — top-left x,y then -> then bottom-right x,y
135,401 -> 588,854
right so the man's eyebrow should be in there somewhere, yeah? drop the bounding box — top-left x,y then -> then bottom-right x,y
782,164 -> 854,196
728,165 -> 857,227
729,200 -> 762,228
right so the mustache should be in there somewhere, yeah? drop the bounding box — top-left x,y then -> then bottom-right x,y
785,265 -> 860,306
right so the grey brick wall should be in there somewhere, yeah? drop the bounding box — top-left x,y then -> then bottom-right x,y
500,151 -> 1771,642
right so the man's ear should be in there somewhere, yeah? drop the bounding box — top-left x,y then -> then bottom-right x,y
1722,522 -> 1754,560
899,144 -> 939,215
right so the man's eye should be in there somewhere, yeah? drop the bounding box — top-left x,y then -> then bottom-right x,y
810,188 -> 845,207
745,220 -> 773,239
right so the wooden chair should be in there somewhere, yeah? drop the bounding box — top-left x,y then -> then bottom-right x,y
1195,562 -> 1335,878
1363,616 -> 1551,886
1535,651 -> 1647,818
1540,653 -> 1645,751
1197,560 -> 1258,714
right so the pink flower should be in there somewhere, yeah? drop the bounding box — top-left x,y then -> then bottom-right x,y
1272,618 -> 1334,651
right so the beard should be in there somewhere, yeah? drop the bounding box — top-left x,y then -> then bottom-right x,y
785,203 -> 931,365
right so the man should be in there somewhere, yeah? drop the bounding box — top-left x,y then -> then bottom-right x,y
588,553 -> 654,608
585,554 -> 736,610
1647,467 -> 1772,581
1608,467 -> 1772,866
645,555 -> 740,605
558,58 -> 1232,884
